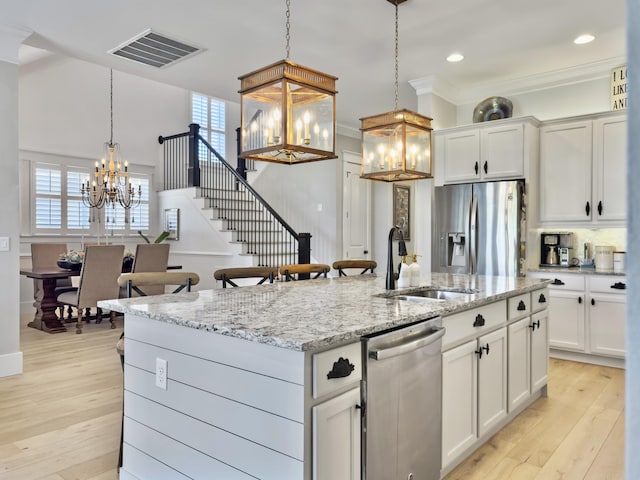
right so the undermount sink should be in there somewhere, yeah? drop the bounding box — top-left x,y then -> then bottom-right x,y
381,287 -> 479,303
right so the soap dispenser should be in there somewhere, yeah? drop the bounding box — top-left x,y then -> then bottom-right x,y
397,255 -> 411,288
409,254 -> 421,286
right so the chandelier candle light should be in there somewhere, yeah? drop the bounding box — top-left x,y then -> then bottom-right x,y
81,69 -> 142,217
360,0 -> 433,181
238,0 -> 338,164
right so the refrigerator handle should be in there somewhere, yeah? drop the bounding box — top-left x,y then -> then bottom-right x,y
469,192 -> 478,274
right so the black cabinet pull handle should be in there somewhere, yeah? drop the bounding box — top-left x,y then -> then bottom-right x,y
473,314 -> 485,327
474,161 -> 479,175
591,298 -> 595,306
539,293 -> 547,303
517,300 -> 526,311
483,344 -> 490,355
483,161 -> 488,174
586,201 -> 590,216
552,279 -> 565,286
611,282 -> 626,290
536,320 -> 541,329
475,348 -> 483,359
578,296 -> 582,304
598,201 -> 603,216
327,357 -> 355,379
529,323 -> 536,330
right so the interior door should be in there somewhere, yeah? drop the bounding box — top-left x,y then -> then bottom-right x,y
342,152 -> 371,259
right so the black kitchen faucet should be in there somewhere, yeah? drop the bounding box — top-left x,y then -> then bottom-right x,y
386,225 -> 408,290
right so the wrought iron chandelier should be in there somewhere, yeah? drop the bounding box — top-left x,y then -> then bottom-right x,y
360,0 -> 433,182
82,69 -> 141,212
238,0 -> 338,164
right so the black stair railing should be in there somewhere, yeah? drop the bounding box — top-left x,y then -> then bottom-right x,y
159,123 -> 311,268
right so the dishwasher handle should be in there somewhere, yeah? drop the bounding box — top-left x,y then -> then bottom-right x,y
369,327 -> 445,361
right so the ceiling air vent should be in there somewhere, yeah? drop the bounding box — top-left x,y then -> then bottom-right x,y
109,29 -> 204,68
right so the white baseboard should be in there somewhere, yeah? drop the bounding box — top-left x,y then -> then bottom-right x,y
0,351 -> 23,378
550,348 -> 625,369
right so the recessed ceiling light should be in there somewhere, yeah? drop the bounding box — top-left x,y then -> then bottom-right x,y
574,34 -> 595,45
447,53 -> 464,63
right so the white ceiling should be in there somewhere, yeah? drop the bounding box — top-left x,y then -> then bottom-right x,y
6,0 -> 627,130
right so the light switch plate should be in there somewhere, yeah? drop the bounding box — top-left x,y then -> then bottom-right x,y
0,237 -> 9,252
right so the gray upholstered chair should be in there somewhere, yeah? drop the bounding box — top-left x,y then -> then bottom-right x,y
31,243 -> 74,318
279,263 -> 330,281
57,245 -> 125,334
214,266 -> 278,288
332,259 -> 377,276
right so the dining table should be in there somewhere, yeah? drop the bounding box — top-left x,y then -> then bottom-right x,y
20,264 -> 183,333
20,268 -> 79,333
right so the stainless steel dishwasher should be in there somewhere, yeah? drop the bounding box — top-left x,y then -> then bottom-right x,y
361,316 -> 445,480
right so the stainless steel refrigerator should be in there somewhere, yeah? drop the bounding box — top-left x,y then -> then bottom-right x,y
432,179 -> 526,276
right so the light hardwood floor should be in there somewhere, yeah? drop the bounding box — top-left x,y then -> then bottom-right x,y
0,317 -> 625,480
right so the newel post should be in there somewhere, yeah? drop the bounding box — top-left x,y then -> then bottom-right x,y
298,233 -> 312,279
188,123 -> 201,187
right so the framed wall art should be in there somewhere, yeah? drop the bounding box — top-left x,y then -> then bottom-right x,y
163,208 -> 180,240
393,185 -> 410,241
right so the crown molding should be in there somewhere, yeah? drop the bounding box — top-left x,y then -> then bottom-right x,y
410,57 -> 627,106
0,25 -> 32,64
337,123 -> 361,139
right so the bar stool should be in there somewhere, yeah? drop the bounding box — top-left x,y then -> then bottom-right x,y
332,259 -> 377,276
279,263 -> 330,281
214,267 -> 278,288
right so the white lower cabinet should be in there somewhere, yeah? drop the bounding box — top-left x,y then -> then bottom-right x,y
528,272 -> 626,362
508,310 -> 549,412
442,327 -> 507,468
312,387 -> 361,480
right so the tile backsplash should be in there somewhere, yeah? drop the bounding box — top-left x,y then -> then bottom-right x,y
529,227 -> 626,267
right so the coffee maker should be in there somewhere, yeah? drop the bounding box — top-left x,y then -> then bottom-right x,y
540,232 -> 574,267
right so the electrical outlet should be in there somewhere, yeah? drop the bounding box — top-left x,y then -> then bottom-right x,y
155,358 -> 168,390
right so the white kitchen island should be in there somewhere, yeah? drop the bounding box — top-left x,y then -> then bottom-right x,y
99,273 -> 550,480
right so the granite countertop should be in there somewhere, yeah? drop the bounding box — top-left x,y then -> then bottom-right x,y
98,273 -> 550,352
527,266 -> 626,276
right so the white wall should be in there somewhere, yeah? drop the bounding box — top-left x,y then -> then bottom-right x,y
0,27 -> 27,378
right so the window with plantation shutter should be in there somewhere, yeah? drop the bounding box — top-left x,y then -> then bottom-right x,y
30,162 -> 150,236
34,167 -> 62,230
191,92 -> 226,160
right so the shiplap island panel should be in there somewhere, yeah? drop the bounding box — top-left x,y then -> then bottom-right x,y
99,273 -> 550,480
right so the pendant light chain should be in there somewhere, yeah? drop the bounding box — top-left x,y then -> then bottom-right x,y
285,0 -> 291,60
109,69 -> 114,146
394,2 -> 399,112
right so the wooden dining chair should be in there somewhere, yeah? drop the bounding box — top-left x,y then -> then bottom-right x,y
57,245 -> 125,334
279,263 -> 330,281
332,259 -> 377,276
117,271 -> 200,297
214,266 -> 278,288
120,243 -> 171,296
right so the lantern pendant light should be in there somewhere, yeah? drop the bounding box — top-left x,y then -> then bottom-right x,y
238,0 -> 338,164
360,0 -> 433,181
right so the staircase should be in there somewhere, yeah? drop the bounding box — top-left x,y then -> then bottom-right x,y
159,124 -> 311,269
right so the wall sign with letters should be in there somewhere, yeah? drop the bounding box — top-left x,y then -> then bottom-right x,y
611,64 -> 627,110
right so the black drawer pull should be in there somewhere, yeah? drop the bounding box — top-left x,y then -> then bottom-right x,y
475,348 -> 483,359
517,300 -> 526,311
538,293 -> 547,303
611,282 -> 626,290
591,298 -> 596,306
552,279 -> 565,286
473,314 -> 485,327
578,296 -> 582,304
327,357 -> 355,379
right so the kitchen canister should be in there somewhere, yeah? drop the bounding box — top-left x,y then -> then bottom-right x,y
595,245 -> 614,271
613,251 -> 626,273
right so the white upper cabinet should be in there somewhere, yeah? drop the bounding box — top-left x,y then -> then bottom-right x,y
435,117 -> 538,185
539,111 -> 627,225
593,114 -> 627,222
